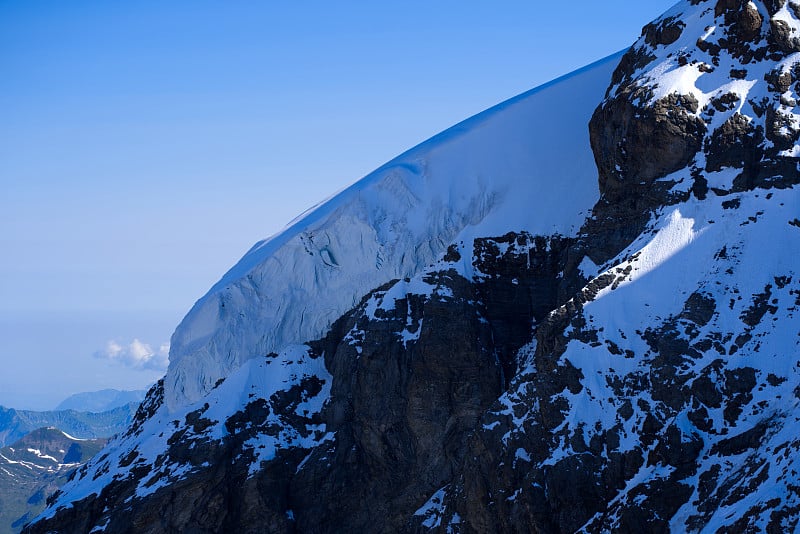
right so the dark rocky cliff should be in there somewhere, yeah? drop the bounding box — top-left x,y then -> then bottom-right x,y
26,1 -> 800,532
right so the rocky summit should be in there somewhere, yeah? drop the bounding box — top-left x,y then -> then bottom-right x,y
25,1 -> 800,532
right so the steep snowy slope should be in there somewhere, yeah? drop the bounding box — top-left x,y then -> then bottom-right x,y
26,0 -> 800,532
165,53 -> 617,410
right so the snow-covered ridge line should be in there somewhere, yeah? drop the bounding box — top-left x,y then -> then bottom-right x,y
203,50 -> 627,296
58,430 -> 88,442
164,52 -> 623,410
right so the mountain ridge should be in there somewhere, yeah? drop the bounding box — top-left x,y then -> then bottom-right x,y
54,389 -> 147,413
0,404 -> 138,448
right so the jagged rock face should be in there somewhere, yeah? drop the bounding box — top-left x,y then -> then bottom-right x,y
289,236 -> 581,533
290,269 -> 504,532
593,0 -> 800,197
586,0 -> 800,267
26,2 -> 800,533
590,89 -> 705,203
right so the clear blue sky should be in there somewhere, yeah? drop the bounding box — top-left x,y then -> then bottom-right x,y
0,0 -> 678,410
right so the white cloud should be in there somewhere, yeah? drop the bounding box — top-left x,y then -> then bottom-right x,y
94,339 -> 169,372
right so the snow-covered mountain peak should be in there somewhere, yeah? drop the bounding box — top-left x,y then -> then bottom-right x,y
593,0 -> 800,202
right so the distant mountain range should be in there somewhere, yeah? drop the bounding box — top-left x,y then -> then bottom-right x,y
0,427 -> 107,534
54,389 -> 147,413
0,404 -> 137,448
0,393 -> 144,532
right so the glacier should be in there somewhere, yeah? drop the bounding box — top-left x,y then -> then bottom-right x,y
165,51 -> 622,411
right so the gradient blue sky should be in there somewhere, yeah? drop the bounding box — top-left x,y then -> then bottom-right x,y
0,0 -> 677,410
